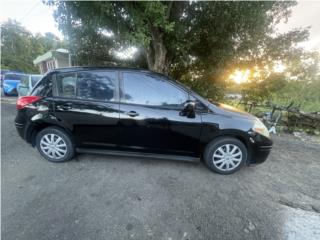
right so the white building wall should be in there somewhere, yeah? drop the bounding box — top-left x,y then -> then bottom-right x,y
55,58 -> 59,68
56,57 -> 70,68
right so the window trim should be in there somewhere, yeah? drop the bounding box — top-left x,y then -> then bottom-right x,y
119,71 -> 189,109
52,70 -> 120,103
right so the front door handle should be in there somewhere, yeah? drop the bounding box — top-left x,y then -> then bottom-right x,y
126,111 -> 139,117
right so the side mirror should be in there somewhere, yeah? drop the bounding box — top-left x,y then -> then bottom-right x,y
180,101 -> 196,118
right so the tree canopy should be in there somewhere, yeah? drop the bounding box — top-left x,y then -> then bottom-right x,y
48,1 -> 319,102
1,19 -> 65,73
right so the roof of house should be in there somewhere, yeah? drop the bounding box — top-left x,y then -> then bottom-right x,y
33,49 -> 69,65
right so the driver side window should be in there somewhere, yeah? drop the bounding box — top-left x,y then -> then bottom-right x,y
122,72 -> 188,107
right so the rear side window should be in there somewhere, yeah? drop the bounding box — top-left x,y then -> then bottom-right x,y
56,73 -> 77,98
77,71 -> 117,101
31,75 -> 52,97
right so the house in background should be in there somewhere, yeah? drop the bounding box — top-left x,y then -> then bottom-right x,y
33,49 -> 72,74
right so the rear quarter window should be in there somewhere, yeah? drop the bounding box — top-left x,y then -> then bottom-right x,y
31,76 -> 42,87
31,75 -> 52,97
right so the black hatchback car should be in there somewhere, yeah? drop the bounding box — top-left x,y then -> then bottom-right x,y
15,67 -> 272,174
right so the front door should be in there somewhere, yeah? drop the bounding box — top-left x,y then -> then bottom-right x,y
52,70 -> 121,150
118,71 -> 202,157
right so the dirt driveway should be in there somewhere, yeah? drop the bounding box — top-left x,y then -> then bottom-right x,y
2,99 -> 320,240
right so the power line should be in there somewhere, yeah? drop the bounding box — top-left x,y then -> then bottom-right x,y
18,0 -> 42,22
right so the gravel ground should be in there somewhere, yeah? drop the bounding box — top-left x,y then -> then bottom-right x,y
1,99 -> 320,240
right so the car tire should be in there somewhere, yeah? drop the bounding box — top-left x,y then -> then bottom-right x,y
203,137 -> 247,174
36,127 -> 75,162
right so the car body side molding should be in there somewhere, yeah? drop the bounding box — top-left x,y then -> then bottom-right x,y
76,148 -> 200,162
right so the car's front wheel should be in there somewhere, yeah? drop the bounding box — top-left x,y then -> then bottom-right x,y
203,137 -> 247,174
36,127 -> 75,162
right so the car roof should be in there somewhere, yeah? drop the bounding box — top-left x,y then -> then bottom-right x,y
49,66 -> 168,78
5,72 -> 27,76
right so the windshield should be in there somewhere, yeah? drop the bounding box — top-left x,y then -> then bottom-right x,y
4,74 -> 26,81
1,70 -> 10,75
31,75 -> 43,86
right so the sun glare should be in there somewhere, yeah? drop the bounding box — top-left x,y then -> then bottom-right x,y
229,70 -> 250,84
273,62 -> 286,73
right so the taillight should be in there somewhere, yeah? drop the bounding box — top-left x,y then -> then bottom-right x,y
16,96 -> 42,110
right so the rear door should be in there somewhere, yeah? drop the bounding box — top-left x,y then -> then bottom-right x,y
118,71 -> 203,157
52,70 -> 120,150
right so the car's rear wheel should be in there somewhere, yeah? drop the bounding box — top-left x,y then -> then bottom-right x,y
204,137 -> 247,174
36,127 -> 74,162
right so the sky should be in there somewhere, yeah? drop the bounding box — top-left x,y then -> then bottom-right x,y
0,0 -> 320,51
0,0 -> 62,38
276,1 -> 320,50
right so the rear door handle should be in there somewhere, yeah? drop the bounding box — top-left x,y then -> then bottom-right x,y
60,103 -> 72,110
126,111 -> 139,117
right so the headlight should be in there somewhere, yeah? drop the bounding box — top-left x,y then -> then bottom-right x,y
253,118 -> 270,138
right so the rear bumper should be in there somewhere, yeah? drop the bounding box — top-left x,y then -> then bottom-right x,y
15,122 -> 26,139
15,119 -> 33,143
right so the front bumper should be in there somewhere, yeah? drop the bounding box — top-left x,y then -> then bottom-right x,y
248,134 -> 273,165
4,86 -> 18,95
249,145 -> 272,164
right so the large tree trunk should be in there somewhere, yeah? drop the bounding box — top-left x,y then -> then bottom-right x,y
144,1 -> 186,75
146,27 -> 171,74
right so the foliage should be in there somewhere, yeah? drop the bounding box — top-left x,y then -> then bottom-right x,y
1,19 -> 65,73
228,50 -> 320,112
273,78 -> 320,112
49,1 -> 314,102
238,73 -> 287,103
272,51 -> 320,112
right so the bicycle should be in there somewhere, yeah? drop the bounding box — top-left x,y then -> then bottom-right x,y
262,101 -> 295,134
